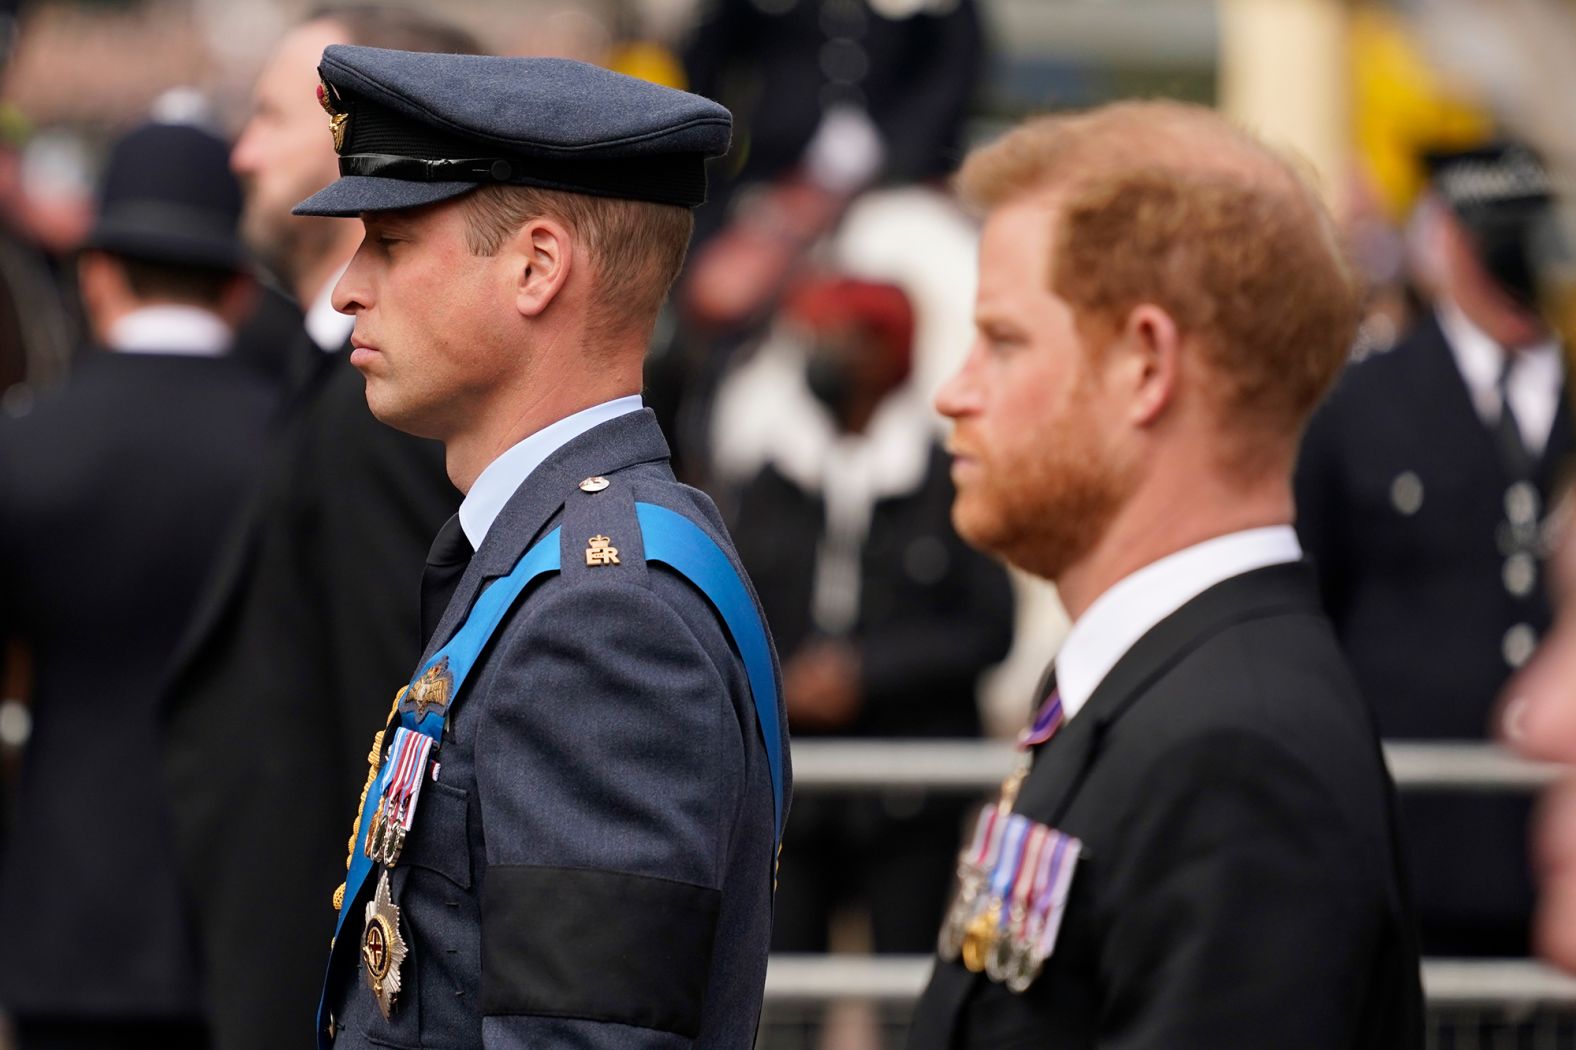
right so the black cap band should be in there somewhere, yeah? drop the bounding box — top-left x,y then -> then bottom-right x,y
337,150 -> 707,207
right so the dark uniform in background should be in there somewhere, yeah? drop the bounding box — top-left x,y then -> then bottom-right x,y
0,121 -> 274,1050
291,47 -> 785,1048
159,16 -> 469,1049
1296,142 -> 1571,957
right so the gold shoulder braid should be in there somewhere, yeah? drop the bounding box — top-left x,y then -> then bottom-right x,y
332,686 -> 409,913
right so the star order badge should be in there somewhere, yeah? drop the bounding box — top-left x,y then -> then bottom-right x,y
362,871 -> 408,1018
316,76 -> 349,152
410,657 -> 453,720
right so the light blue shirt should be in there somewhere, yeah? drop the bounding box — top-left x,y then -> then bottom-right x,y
458,395 -> 644,549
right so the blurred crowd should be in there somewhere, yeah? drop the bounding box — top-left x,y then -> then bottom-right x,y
1,0 -> 1576,1048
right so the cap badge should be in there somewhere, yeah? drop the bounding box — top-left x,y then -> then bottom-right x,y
316,77 -> 349,153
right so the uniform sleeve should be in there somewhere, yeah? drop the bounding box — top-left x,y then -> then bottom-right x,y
1095,731 -> 1386,1049
471,571 -> 748,1050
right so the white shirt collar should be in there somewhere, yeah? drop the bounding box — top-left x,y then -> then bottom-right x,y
1054,526 -> 1303,721
458,395 -> 645,549
107,305 -> 232,357
1435,301 -> 1563,456
305,263 -> 354,352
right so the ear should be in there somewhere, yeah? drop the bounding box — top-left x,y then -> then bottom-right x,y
1111,303 -> 1181,427
512,217 -> 574,319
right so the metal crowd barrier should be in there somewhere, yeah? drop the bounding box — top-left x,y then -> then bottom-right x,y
763,956 -> 1576,1008
787,739 -> 1566,794
771,740 -> 1576,1018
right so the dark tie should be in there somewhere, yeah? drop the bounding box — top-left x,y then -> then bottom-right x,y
1495,354 -> 1534,480
421,514 -> 473,647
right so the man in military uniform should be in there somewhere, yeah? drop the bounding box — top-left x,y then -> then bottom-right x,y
295,47 -> 788,1048
1295,141 -> 1572,957
909,101 -> 1421,1048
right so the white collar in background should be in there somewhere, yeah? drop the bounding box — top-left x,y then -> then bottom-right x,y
458,395 -> 644,550
1054,526 -> 1303,722
1436,301 -> 1562,456
107,304 -> 231,357
305,262 -> 354,352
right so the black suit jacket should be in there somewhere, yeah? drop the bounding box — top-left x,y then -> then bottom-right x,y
910,564 -> 1423,1050
160,340 -> 457,1050
0,350 -> 276,1017
730,443 -> 1012,739
1294,314 -> 1572,950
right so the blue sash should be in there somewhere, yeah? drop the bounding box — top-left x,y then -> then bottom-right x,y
318,502 -> 783,1043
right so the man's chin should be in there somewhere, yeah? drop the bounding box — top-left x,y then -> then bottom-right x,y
362,386 -> 438,440
951,499 -> 1008,561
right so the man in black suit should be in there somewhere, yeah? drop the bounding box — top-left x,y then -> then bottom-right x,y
1296,143 -> 1570,958
158,12 -> 476,1050
909,101 -> 1423,1049
0,120 -> 275,1050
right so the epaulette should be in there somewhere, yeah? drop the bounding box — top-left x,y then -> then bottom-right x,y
558,474 -> 649,588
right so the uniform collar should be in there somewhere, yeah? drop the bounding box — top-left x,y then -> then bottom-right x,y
1436,300 -> 1563,454
1055,526 -> 1303,722
458,395 -> 644,550
107,304 -> 231,356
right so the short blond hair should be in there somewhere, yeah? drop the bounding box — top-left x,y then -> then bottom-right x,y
957,100 -> 1358,475
461,184 -> 693,345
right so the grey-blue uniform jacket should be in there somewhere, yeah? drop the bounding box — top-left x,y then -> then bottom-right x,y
322,409 -> 789,1048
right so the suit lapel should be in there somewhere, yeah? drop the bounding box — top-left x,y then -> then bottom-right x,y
1015,562 -> 1322,824
1539,377 -> 1572,486
418,409 -> 671,663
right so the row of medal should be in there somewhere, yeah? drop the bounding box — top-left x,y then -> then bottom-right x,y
360,726 -> 437,1018
937,689 -> 1079,994
364,727 -> 435,869
939,802 -> 1081,992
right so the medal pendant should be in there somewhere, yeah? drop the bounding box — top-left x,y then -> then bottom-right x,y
938,867 -> 983,961
364,800 -> 386,861
362,871 -> 408,1019
986,904 -> 1026,983
961,901 -> 1000,974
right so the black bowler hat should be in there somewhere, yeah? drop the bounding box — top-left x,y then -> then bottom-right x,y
81,120 -> 246,272
292,46 -> 732,217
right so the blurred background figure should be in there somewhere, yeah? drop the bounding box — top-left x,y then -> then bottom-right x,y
1296,140 -> 1569,959
157,12 -> 474,1050
0,118 -> 273,1050
652,0 -> 984,478
716,274 -> 1012,1042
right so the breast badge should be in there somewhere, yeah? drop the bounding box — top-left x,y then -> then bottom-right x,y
362,871 -> 408,1018
409,657 -> 453,720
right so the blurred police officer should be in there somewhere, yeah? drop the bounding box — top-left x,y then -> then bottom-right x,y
910,101 -> 1421,1048
1296,142 -> 1571,957
294,46 -> 785,1049
0,120 -> 274,1050
158,12 -> 476,1050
